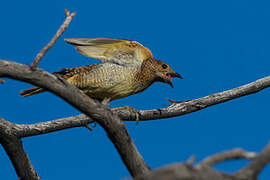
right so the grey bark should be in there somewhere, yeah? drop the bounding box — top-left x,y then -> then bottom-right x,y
1,59 -> 270,180
1,9 -> 270,179
12,75 -> 270,138
0,118 -> 41,180
0,59 -> 150,177
132,144 -> 270,180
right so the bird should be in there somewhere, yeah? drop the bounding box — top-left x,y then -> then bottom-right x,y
20,38 -> 182,105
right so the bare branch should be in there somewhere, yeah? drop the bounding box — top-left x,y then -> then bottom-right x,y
16,75 -> 270,138
1,7 -> 270,177
0,118 -> 41,180
45,75 -> 270,123
235,143 -> 270,179
197,148 -> 256,168
31,9 -> 76,68
0,59 -> 150,177
133,143 -> 270,180
133,163 -> 237,180
15,115 -> 92,138
126,75 -> 270,121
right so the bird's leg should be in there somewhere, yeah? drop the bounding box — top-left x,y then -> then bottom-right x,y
86,98 -> 111,131
111,106 -> 140,124
84,98 -> 111,131
85,124 -> 93,131
101,97 -> 111,107
84,120 -> 96,131
92,121 -> 97,128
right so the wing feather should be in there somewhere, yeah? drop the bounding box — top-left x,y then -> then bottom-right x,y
65,38 -> 153,67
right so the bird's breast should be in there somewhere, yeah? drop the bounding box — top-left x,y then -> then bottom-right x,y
78,63 -> 152,100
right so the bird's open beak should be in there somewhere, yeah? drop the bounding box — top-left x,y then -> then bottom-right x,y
165,72 -> 183,88
167,80 -> 174,88
170,72 -> 183,79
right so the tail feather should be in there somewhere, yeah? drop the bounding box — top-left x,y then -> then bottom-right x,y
20,87 -> 46,97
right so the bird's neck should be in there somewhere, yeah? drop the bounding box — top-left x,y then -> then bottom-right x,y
136,58 -> 157,85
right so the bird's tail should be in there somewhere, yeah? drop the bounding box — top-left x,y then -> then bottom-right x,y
20,87 -> 46,97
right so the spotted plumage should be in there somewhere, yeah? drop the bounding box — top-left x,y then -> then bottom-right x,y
20,38 -> 182,101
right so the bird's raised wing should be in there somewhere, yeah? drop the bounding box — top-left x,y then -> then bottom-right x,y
64,38 -> 153,67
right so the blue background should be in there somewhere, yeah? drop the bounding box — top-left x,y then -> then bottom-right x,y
1,0 -> 270,179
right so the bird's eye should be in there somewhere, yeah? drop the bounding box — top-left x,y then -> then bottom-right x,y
162,64 -> 168,69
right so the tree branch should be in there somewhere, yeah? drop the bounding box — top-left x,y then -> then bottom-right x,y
15,115 -> 92,138
12,75 -> 270,138
122,75 -> 270,121
0,118 -> 41,180
133,163 -> 237,180
132,144 -> 270,180
197,148 -> 256,168
1,8 -> 270,179
31,9 -> 76,68
0,59 -> 150,177
235,143 -> 270,179
3,58 -> 268,179
46,75 -> 270,123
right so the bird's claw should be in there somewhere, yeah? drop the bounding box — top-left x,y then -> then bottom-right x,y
125,106 -> 140,124
112,106 -> 140,124
93,121 -> 97,128
85,121 -> 97,131
85,124 -> 93,131
101,97 -> 111,107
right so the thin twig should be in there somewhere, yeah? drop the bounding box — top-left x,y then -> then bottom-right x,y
197,148 -> 256,168
186,155 -> 196,166
31,9 -> 76,69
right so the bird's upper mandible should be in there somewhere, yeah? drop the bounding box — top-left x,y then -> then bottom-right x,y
64,38 -> 153,67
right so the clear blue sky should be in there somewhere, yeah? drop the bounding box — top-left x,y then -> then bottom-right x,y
1,0 -> 270,179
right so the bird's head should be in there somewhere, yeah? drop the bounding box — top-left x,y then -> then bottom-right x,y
152,59 -> 183,88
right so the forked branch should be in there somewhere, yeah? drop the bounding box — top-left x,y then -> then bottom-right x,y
0,59 -> 150,177
1,9 -> 149,179
133,144 -> 270,180
0,118 -> 41,180
1,8 -> 270,180
197,148 -> 256,168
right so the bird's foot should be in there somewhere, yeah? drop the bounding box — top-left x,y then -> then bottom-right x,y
84,120 -> 98,131
84,97 -> 110,130
101,97 -> 111,107
85,124 -> 93,131
112,106 -> 140,124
